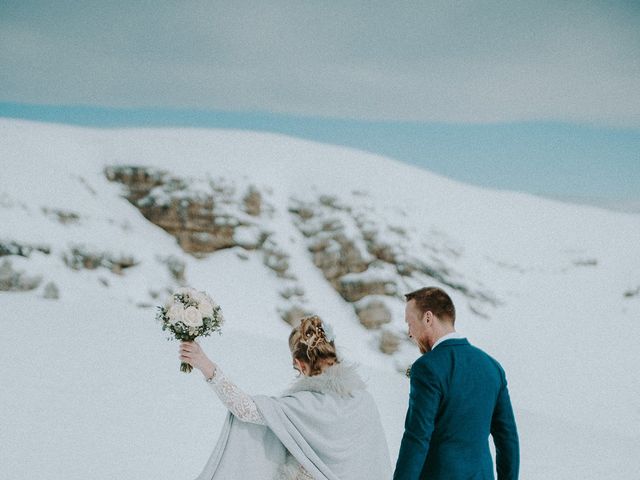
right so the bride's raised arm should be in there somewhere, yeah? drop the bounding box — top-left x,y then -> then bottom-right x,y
179,341 -> 266,425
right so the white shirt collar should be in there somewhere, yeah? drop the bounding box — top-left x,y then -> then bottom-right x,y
431,332 -> 465,350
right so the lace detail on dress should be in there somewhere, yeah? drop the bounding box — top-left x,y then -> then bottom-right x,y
276,453 -> 314,480
296,465 -> 314,480
208,367 -> 266,425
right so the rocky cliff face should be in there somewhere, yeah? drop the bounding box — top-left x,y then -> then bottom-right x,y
104,166 -> 267,255
105,165 -> 314,331
105,164 -> 500,359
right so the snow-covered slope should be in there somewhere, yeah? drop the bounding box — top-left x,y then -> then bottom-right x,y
1,119 -> 639,479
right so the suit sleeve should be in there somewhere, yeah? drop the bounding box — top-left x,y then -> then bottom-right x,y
490,370 -> 520,480
393,360 -> 442,480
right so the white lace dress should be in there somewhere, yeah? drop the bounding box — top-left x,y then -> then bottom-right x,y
208,367 -> 313,480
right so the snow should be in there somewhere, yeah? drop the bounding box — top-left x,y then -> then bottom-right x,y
1,118 -> 639,479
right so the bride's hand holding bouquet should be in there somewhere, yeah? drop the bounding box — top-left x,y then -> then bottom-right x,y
179,341 -> 216,379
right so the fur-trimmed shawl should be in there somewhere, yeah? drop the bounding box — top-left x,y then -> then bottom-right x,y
276,363 -> 369,479
195,362 -> 391,480
284,362 -> 366,397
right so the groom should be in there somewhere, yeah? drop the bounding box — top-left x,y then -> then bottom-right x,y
394,287 -> 519,480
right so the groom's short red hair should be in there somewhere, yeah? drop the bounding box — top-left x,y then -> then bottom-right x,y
405,287 -> 456,324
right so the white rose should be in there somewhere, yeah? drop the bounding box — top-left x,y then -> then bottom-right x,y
183,306 -> 203,327
167,303 -> 185,324
198,299 -> 214,318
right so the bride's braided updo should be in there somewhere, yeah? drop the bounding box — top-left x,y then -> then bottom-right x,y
289,315 -> 339,376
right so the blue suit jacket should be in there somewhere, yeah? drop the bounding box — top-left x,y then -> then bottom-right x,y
393,338 -> 519,480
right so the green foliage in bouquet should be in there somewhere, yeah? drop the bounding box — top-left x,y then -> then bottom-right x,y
156,289 -> 224,373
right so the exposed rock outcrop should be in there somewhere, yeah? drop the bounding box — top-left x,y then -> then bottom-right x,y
0,259 -> 42,291
624,286 -> 640,299
0,240 -> 50,258
279,283 -> 306,301
103,166 -> 501,360
379,330 -> 402,355
289,198 -> 393,306
42,281 -> 60,299
63,245 -> 137,274
243,186 -> 262,216
156,255 -> 186,283
42,207 -> 81,225
308,232 -> 369,283
354,297 -> 392,329
288,193 -> 502,358
280,304 -> 313,327
105,165 -> 268,256
262,240 -> 293,279
338,272 -> 397,302
104,166 -> 165,202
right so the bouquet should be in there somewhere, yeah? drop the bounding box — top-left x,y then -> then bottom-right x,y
156,287 -> 224,373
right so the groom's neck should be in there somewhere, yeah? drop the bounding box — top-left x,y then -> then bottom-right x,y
427,327 -> 456,351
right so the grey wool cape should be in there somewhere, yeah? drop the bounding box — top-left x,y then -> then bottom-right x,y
194,363 -> 392,480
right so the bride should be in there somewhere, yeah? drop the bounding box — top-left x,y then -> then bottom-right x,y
179,315 -> 392,480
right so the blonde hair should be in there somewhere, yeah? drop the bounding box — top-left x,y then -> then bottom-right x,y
288,315 -> 339,376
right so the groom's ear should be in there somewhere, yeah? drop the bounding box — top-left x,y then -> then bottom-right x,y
422,310 -> 432,324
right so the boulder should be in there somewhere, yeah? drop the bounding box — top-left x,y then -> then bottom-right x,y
280,305 -> 312,327
379,330 -> 402,355
354,298 -> 392,329
0,259 -> 42,291
42,282 -> 60,299
337,273 -> 397,302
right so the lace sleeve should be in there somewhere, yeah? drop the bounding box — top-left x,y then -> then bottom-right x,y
207,366 -> 266,425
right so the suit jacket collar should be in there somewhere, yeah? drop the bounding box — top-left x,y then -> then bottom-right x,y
436,338 -> 469,348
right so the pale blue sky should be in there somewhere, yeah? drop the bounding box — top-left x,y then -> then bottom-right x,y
1,1 -> 639,210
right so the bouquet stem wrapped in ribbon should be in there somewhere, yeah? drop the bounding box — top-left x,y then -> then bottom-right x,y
156,287 -> 224,373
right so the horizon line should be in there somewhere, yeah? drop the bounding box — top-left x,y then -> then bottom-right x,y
1,102 -> 639,215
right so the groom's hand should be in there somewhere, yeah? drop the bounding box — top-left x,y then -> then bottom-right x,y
179,341 -> 216,379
